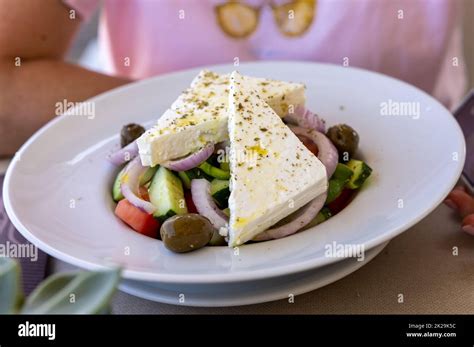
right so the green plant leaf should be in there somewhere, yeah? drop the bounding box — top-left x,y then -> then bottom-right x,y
21,268 -> 120,314
0,257 -> 24,314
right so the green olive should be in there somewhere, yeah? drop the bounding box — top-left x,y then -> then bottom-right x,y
120,123 -> 145,148
160,214 -> 215,253
326,124 -> 359,159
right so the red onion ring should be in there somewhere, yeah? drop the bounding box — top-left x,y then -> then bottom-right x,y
289,125 -> 338,178
253,192 -> 327,241
162,144 -> 214,172
285,106 -> 326,133
120,157 -> 156,214
191,179 -> 228,229
108,141 -> 138,166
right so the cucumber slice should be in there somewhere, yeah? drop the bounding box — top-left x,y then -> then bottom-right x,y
332,163 -> 353,182
304,207 -> 333,230
315,207 -> 332,224
346,159 -> 372,189
210,179 -> 230,195
178,171 -> 192,189
325,163 -> 354,204
141,166 -> 158,185
219,161 -> 230,172
198,162 -> 230,180
210,179 -> 230,208
326,179 -> 345,204
178,168 -> 213,188
112,166 -> 157,202
149,167 -> 187,221
112,168 -> 126,202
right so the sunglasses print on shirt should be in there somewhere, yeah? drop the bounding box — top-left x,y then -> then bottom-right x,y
215,0 -> 317,38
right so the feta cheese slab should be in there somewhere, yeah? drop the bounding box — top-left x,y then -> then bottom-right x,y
137,70 -> 306,166
227,71 -> 327,247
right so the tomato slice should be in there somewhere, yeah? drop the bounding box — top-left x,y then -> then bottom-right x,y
185,191 -> 198,214
115,199 -> 159,238
297,134 -> 319,156
327,188 -> 354,215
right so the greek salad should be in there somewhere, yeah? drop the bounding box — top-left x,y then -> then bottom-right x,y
108,70 -> 372,253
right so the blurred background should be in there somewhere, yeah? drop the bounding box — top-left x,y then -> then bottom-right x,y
68,0 -> 474,90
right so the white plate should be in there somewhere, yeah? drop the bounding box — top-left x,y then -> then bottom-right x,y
3,62 -> 465,284
118,242 -> 388,307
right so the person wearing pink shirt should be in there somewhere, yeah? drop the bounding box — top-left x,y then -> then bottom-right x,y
0,0 -> 471,229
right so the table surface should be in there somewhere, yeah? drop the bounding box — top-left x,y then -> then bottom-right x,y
2,160 -> 474,314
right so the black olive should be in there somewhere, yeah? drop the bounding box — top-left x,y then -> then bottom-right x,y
120,123 -> 145,147
326,124 -> 359,160
160,214 -> 215,253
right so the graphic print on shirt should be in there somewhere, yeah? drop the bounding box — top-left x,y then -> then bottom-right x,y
214,0 -> 316,38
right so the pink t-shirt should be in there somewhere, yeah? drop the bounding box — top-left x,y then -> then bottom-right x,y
64,0 -> 467,109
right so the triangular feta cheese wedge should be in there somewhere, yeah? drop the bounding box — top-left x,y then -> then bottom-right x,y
227,71 -> 327,247
137,70 -> 306,166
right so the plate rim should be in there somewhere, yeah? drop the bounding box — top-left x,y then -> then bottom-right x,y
3,61 -> 466,283
117,242 -> 389,307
